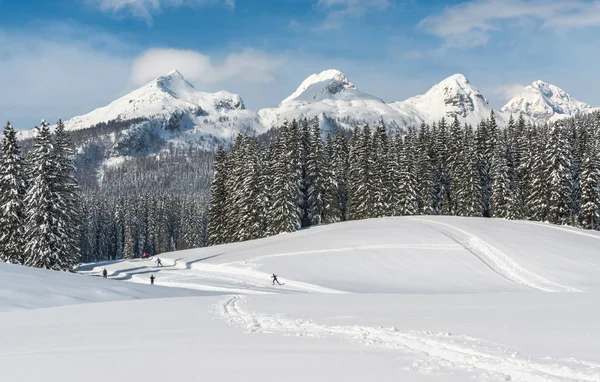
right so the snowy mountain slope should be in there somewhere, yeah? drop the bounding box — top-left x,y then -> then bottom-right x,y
501,80 -> 592,121
259,69 -> 422,130
260,71 -> 513,130
281,69 -> 383,104
4,216 -> 600,382
17,70 -> 265,144
391,73 -> 510,126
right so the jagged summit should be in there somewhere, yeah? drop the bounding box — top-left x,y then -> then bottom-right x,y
501,80 -> 591,120
281,69 -> 382,105
391,73 -> 493,125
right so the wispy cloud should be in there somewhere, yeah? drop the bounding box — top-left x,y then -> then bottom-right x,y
316,0 -> 391,30
129,48 -> 285,87
493,83 -> 527,101
419,0 -> 600,49
89,0 -> 234,24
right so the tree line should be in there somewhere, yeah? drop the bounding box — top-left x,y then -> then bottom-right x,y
208,111 -> 600,246
0,121 -> 80,270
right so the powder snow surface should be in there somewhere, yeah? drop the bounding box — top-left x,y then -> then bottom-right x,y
3,216 -> 600,382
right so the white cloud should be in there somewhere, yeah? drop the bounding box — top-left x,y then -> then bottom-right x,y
129,48 -> 285,87
419,0 -> 600,49
493,83 -> 527,101
316,0 -> 391,30
90,0 -> 234,23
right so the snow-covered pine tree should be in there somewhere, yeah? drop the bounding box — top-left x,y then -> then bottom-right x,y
416,123 -> 434,215
53,120 -> 81,266
0,122 -> 27,264
545,121 -> 574,225
269,123 -> 301,234
123,203 -> 135,259
299,118 -> 311,227
287,120 -> 303,226
578,136 -> 600,230
332,127 -> 349,220
491,134 -> 510,218
306,117 -> 324,225
476,112 -> 498,217
388,131 -> 403,216
237,136 -> 266,241
207,146 -> 229,245
322,132 -> 341,223
24,122 -> 71,270
455,124 -> 483,216
348,125 -> 372,220
370,120 -> 390,217
447,116 -> 464,215
398,128 -> 419,215
433,119 -> 450,215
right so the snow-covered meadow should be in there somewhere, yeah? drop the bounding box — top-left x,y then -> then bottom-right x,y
2,216 -> 600,381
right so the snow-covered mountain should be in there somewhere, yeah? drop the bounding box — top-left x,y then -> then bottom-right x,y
259,69 -> 422,130
391,73 -> 505,126
18,70 -> 598,158
260,71 -> 512,130
501,80 -> 592,121
19,70 -> 264,144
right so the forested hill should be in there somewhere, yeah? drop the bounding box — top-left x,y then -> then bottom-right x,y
46,109 -> 600,263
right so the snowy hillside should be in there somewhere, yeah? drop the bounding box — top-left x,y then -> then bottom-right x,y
501,80 -> 592,121
0,261 -> 204,311
4,217 -> 600,382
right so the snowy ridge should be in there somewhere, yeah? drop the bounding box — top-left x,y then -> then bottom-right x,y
260,71 -> 515,130
501,80 -> 592,121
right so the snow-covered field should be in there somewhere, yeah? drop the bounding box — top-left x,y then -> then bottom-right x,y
3,216 -> 600,381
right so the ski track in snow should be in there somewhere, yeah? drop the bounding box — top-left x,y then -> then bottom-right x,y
219,295 -> 600,382
221,243 -> 463,267
410,218 -> 581,293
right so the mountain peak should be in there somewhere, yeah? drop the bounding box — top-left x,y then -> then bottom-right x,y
440,73 -> 470,85
281,69 -> 381,105
501,81 -> 591,120
395,73 -> 490,122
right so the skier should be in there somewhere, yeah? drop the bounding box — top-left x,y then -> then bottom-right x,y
150,275 -> 155,285
141,252 -> 147,259
155,257 -> 163,267
102,268 -> 107,279
271,274 -> 282,286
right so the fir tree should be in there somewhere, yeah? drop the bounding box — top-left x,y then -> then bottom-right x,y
545,121 -> 574,225
579,141 -> 600,230
24,122 -> 73,270
306,117 -> 324,225
0,122 -> 27,264
322,133 -> 341,223
207,147 -> 229,245
53,120 -> 81,266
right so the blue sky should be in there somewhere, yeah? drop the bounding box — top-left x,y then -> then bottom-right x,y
2,0 -> 600,128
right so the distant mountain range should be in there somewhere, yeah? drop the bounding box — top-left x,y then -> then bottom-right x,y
16,69 -> 598,173
20,68 -> 597,142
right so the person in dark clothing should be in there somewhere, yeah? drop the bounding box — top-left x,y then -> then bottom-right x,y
155,258 -> 163,267
102,269 -> 107,279
271,274 -> 281,285
150,275 -> 155,285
